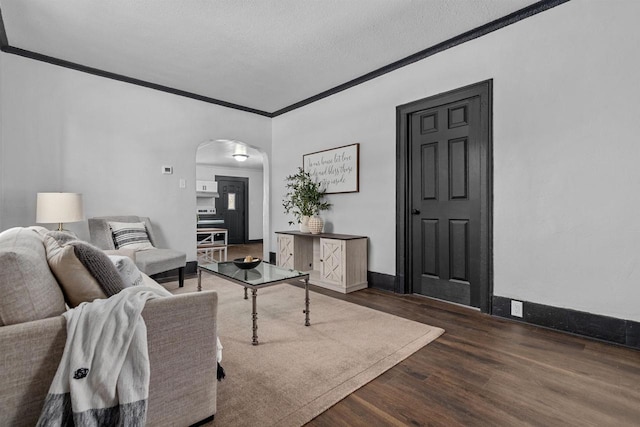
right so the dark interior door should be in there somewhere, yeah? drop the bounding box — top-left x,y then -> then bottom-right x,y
410,96 -> 482,307
216,176 -> 248,245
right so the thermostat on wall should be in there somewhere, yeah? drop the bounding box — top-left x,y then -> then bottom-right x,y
162,166 -> 173,175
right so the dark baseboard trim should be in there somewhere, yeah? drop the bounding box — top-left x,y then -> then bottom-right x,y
246,239 -> 263,244
368,271 -> 396,292
189,415 -> 214,427
151,261 -> 198,283
493,296 -> 640,350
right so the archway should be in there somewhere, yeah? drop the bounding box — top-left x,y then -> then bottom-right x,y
195,139 -> 270,262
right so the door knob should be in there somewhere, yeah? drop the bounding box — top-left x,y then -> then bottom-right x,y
411,208 -> 421,215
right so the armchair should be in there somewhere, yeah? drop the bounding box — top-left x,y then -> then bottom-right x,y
88,216 -> 186,287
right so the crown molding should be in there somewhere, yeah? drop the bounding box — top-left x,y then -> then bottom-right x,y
271,0 -> 569,117
0,0 -> 569,118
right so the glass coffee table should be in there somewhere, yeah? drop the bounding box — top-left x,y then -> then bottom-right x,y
197,261 -> 310,345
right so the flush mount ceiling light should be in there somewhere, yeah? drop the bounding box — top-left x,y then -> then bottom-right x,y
232,145 -> 249,162
232,153 -> 249,162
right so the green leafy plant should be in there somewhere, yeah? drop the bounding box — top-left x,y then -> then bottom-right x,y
283,167 -> 331,226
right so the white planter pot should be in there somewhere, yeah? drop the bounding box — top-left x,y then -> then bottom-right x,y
299,216 -> 310,233
308,216 -> 324,234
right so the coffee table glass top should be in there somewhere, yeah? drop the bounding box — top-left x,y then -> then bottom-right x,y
198,261 -> 309,287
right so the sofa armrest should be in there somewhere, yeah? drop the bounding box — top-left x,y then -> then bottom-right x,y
0,315 -> 66,427
0,290 -> 218,427
144,290 -> 218,426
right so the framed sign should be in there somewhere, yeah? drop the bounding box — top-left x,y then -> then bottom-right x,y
303,143 -> 359,194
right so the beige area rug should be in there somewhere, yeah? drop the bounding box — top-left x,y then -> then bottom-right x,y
169,276 -> 444,427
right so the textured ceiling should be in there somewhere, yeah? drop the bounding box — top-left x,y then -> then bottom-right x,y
197,140 -> 264,170
0,0 -> 541,114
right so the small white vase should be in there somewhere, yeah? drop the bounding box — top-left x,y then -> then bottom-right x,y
299,215 -> 310,233
308,216 -> 324,234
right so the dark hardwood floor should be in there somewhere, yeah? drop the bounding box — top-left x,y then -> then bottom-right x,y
303,286 -> 640,426
225,242 -> 263,261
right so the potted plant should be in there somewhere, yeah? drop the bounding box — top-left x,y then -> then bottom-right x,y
283,167 -> 331,233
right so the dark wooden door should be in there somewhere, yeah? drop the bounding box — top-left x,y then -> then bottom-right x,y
400,81 -> 491,310
216,176 -> 248,244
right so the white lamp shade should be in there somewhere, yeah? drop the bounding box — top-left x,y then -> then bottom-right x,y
36,193 -> 84,224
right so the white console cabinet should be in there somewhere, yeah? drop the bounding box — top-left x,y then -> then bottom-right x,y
276,231 -> 368,293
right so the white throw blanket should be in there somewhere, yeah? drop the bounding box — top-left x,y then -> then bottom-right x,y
37,286 -> 171,426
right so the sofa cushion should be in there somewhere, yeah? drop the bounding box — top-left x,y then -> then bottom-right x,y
103,248 -> 137,261
44,233 -> 126,307
70,239 -> 126,296
44,236 -> 107,307
0,227 -> 66,326
135,249 -> 186,276
108,221 -> 154,251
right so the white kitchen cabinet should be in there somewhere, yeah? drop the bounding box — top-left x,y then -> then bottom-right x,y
196,180 -> 218,195
276,231 -> 367,293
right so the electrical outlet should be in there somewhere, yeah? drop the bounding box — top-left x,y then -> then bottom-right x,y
511,300 -> 523,318
179,179 -> 186,189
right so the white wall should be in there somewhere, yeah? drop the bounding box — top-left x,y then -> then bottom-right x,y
0,53 -> 65,230
272,1 -> 640,322
196,164 -> 264,240
0,54 -> 272,261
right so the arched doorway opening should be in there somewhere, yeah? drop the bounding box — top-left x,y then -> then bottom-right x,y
195,139 -> 269,262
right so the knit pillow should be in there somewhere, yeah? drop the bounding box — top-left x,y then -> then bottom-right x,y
108,221 -> 154,251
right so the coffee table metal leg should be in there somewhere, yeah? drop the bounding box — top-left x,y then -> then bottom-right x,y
251,289 -> 259,345
244,287 -> 248,300
304,278 -> 310,326
197,268 -> 202,292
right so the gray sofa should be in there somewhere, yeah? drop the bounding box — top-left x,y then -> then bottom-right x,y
0,227 -> 217,426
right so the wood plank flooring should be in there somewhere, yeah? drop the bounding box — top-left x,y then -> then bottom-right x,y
304,287 -> 640,427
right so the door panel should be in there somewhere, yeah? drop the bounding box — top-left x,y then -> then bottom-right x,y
320,239 -> 342,285
421,143 -> 438,200
449,138 -> 468,200
421,219 -> 439,277
449,219 -> 469,282
277,235 -> 294,269
411,96 -> 480,307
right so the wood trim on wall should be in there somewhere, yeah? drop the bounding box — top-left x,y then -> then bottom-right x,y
271,0 -> 569,117
0,8 -> 8,48
0,45 -> 272,117
493,295 -> 640,350
367,271 -> 396,293
0,0 -> 568,117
